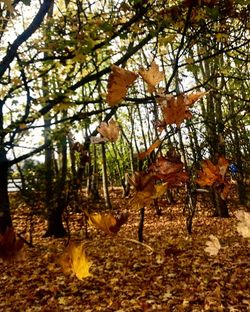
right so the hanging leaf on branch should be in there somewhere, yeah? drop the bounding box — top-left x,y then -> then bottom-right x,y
149,149 -> 188,186
138,139 -> 161,160
0,227 -> 24,261
106,65 -> 138,106
139,61 -> 164,93
59,242 -> 92,280
86,211 -> 128,235
196,156 -> 230,199
157,91 -> 207,128
128,171 -> 168,209
96,118 -> 120,142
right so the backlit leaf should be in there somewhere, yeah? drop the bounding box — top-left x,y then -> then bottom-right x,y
106,65 -> 138,106
139,61 -> 164,93
59,242 -> 92,280
97,118 -> 120,142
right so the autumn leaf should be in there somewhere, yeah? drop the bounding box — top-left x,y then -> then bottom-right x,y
139,61 -> 164,93
149,151 -> 188,186
204,235 -> 221,256
0,0 -> 14,12
106,65 -> 138,106
235,210 -> 250,239
97,118 -> 120,142
87,211 -> 128,235
59,242 -> 92,280
0,227 -> 24,261
157,92 -> 207,127
127,171 -> 154,191
138,139 -> 161,160
196,156 -> 229,199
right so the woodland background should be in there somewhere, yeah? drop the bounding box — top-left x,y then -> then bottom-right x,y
0,0 -> 249,311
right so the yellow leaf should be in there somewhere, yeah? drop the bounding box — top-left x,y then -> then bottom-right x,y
139,61 -> 164,93
59,242 -> 92,280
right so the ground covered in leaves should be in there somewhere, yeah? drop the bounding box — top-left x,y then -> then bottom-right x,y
0,188 -> 249,312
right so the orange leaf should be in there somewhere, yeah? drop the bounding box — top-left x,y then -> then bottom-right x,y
106,65 -> 138,106
149,152 -> 188,186
97,118 -> 120,142
127,171 -> 154,191
157,92 -> 207,127
138,139 -> 161,160
139,61 -> 164,93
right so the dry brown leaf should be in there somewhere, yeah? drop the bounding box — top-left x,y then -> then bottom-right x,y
0,227 -> 24,261
139,61 -> 164,93
106,65 -> 138,106
97,118 -> 120,142
138,139 -> 161,160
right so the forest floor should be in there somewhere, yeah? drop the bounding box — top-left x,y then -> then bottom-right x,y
0,187 -> 249,312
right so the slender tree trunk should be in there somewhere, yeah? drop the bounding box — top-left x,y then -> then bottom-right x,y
101,143 -> 112,209
0,150 -> 12,234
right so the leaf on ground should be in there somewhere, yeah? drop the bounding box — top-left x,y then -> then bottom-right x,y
97,118 -> 120,142
139,61 -> 164,93
138,139 -> 161,160
59,242 -> 92,280
106,65 -> 138,106
204,235 -> 221,256
88,212 -> 128,235
235,210 -> 250,239
0,227 -> 24,261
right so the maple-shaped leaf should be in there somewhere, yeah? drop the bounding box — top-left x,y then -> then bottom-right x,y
87,212 -> 128,235
97,118 -> 120,142
149,152 -> 188,186
0,227 -> 24,261
59,242 -> 92,280
204,235 -> 221,256
157,92 -> 207,127
106,65 -> 138,106
196,156 -> 229,199
235,210 -> 250,239
138,139 -> 161,160
139,61 -> 164,93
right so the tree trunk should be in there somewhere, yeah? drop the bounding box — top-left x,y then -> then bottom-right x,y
212,189 -> 229,218
0,150 -> 12,234
101,143 -> 112,209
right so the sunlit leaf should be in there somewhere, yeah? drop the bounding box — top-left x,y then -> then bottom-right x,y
139,61 -> 164,93
87,211 -> 128,235
97,118 -> 120,142
235,210 -> 250,239
59,242 -> 92,280
204,235 -> 221,256
106,65 -> 138,106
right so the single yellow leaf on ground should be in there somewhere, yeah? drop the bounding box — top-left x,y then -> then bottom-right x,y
59,242 -> 92,280
139,61 -> 164,93
106,65 -> 138,106
235,210 -> 250,239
